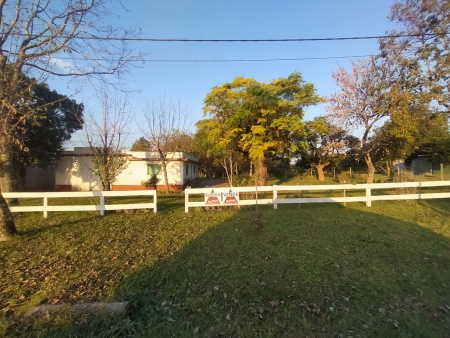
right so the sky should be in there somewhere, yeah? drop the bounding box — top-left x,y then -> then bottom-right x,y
54,0 -> 399,149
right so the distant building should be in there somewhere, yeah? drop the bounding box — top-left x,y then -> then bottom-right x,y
55,147 -> 198,191
394,156 -> 433,175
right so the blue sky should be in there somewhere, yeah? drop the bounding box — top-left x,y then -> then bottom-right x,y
58,0 -> 398,149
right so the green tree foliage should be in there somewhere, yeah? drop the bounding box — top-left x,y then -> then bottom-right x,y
203,73 -> 324,185
420,134 -> 450,164
131,137 -> 152,151
192,120 -> 216,178
11,81 -> 84,189
298,117 -> 350,181
370,110 -> 450,175
194,118 -> 245,185
375,0 -> 450,173
90,150 -> 128,191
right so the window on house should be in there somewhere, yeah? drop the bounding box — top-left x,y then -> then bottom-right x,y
185,164 -> 189,176
147,164 -> 161,175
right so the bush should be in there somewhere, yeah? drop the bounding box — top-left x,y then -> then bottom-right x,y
232,176 -> 251,187
141,174 -> 159,189
389,171 -> 424,196
336,172 -> 367,184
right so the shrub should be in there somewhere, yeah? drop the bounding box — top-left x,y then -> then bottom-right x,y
389,171 -> 423,196
141,174 -> 160,190
337,172 -> 367,184
232,176 -> 251,187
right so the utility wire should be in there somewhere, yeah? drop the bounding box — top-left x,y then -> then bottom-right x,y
52,54 -> 375,63
79,32 -> 447,42
10,32 -> 448,42
139,54 -> 376,62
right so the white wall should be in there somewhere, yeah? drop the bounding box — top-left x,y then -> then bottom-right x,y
55,148 -> 199,190
55,156 -> 102,191
115,160 -> 184,187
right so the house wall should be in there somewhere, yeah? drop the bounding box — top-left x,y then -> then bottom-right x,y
54,148 -> 199,191
411,157 -> 432,175
55,155 -> 102,191
24,167 -> 55,190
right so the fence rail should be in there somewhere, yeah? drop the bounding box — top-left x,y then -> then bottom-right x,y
3,190 -> 157,218
185,181 -> 450,212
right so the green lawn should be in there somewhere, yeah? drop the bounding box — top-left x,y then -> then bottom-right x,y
1,191 -> 449,337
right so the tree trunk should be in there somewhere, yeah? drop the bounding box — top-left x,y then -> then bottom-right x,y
222,158 -> 232,186
162,161 -> 170,193
0,137 -> 17,240
317,163 -> 326,182
254,158 -> 267,186
364,153 -> 375,183
0,192 -> 16,240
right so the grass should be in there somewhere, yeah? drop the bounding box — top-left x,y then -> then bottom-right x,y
0,187 -> 449,337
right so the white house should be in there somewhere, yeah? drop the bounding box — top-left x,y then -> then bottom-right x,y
55,147 -> 199,191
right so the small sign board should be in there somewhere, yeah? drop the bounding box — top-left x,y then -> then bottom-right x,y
223,189 -> 239,205
205,189 -> 221,205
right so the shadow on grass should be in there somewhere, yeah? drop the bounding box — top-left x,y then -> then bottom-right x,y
5,202 -> 450,337
16,214 -> 101,238
156,193 -> 186,213
117,204 -> 450,337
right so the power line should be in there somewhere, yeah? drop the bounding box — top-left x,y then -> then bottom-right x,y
53,54 -> 375,64
81,32 -> 447,43
139,54 -> 375,63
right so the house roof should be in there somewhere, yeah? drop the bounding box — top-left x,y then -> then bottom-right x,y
63,147 -> 198,163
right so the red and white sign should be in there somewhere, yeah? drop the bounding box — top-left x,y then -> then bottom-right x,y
223,189 -> 239,205
205,189 -> 221,205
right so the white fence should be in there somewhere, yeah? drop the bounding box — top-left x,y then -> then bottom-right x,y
3,190 -> 157,218
184,181 -> 450,212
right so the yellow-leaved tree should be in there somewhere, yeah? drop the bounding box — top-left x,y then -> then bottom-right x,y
202,73 -> 324,186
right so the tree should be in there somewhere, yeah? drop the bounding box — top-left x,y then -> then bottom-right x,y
194,118 -> 244,186
327,57 -> 393,183
85,90 -> 131,191
368,122 -> 407,177
298,117 -> 349,181
420,133 -> 450,164
370,107 -> 449,176
131,137 -> 152,151
381,0 -> 450,112
203,73 -> 324,186
193,119 -> 221,178
141,99 -> 191,193
0,0 -> 137,240
11,81 -> 84,190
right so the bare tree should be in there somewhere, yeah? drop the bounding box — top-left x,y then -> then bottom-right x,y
141,99 -> 191,193
0,0 -> 139,239
85,89 -> 131,191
